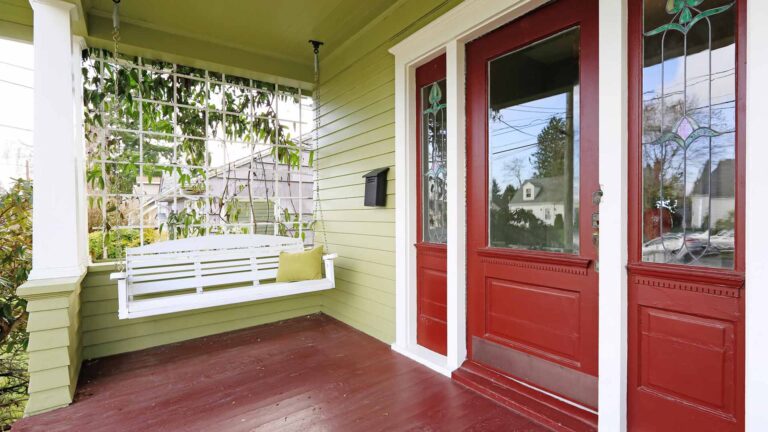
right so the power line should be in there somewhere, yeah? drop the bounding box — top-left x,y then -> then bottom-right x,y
491,142 -> 539,156
0,124 -> 33,137
0,77 -> 33,89
0,60 -> 33,71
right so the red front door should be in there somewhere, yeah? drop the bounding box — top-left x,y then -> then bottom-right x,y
416,55 -> 447,355
627,1 -> 745,431
460,0 -> 599,423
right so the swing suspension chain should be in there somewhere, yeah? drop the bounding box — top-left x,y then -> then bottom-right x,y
310,41 -> 329,253
113,0 -> 126,273
112,0 -> 121,58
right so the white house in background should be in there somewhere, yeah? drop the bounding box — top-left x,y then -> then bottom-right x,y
136,150 -> 313,229
690,159 -> 735,230
508,177 -> 565,225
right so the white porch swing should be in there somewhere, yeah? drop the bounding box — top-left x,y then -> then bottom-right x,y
109,2 -> 335,319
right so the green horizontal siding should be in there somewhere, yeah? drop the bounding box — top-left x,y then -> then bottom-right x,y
316,0 -> 462,343
80,263 -> 322,359
18,273 -> 85,415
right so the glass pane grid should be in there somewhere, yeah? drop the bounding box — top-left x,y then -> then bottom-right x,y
84,49 -> 315,260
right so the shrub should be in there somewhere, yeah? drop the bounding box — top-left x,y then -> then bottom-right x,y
0,179 -> 32,429
88,228 -> 160,261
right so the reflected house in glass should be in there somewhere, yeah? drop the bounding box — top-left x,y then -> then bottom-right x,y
508,177 -> 565,226
689,158 -> 735,230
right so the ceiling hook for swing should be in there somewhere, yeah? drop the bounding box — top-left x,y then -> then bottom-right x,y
308,40 -> 324,54
112,0 -> 121,31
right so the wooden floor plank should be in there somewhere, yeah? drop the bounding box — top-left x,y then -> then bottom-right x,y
14,314 -> 550,432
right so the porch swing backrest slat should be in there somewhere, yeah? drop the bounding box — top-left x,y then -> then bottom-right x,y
128,259 -> 279,282
110,234 -> 337,319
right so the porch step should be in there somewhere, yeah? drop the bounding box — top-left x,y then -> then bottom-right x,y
452,361 -> 597,432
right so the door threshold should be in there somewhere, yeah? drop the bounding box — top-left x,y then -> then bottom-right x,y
452,360 -> 597,432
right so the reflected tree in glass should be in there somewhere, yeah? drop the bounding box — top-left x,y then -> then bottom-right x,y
641,0 -> 736,268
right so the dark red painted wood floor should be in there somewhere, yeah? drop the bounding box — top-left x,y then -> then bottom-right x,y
14,313 -> 549,431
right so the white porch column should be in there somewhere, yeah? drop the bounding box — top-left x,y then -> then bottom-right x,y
445,39 -> 467,371
28,0 -> 87,280
597,0 -> 628,431
745,1 -> 768,430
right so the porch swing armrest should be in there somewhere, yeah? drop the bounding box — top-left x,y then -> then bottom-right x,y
322,254 -> 337,288
110,272 -> 126,280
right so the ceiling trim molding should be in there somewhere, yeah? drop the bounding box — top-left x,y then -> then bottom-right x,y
87,8 -> 306,67
85,13 -> 313,89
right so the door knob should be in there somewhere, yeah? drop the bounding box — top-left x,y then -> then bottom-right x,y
592,187 -> 603,205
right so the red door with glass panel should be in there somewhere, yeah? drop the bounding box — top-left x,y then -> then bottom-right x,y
628,0 -> 745,430
415,55 -> 447,355
458,0 -> 599,426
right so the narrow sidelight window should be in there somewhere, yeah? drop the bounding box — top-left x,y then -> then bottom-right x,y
641,0 -> 737,268
421,79 -> 448,244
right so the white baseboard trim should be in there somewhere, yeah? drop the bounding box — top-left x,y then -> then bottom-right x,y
391,343 -> 453,377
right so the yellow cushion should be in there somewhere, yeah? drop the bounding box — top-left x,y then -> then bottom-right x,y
275,246 -> 324,282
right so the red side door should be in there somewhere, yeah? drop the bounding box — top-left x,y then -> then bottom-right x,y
462,0 -> 600,418
627,1 -> 745,431
416,55 -> 447,355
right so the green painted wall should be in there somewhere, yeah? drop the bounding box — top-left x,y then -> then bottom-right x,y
80,263 -> 323,359
0,0 -> 33,42
316,0 -> 462,343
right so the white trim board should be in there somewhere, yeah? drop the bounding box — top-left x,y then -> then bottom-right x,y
597,1 -> 629,431
390,0 -> 551,380
745,0 -> 768,430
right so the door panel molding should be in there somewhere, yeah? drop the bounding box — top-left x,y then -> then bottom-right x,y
477,248 -> 591,275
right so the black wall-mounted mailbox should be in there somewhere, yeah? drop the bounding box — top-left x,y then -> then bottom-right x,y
363,167 -> 389,207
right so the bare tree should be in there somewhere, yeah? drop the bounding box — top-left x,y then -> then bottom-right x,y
504,157 -> 525,188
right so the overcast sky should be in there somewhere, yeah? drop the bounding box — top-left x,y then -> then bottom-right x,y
0,38 -> 33,192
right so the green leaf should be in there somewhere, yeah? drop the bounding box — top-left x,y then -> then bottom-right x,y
428,82 -> 442,106
666,0 -> 684,13
680,7 -> 693,24
644,132 -> 686,149
688,3 -> 736,29
644,22 -> 686,36
683,126 -> 723,149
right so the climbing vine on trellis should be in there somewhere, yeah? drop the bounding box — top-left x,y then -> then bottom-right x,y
82,48 -> 315,259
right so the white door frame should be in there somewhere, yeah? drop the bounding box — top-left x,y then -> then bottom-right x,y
745,1 -> 768,431
390,0 -> 628,429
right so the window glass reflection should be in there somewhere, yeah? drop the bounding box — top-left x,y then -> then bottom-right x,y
641,0 -> 736,268
488,28 -> 580,253
421,79 -> 447,243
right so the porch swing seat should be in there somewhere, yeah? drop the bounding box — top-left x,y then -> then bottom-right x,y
109,235 -> 336,319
